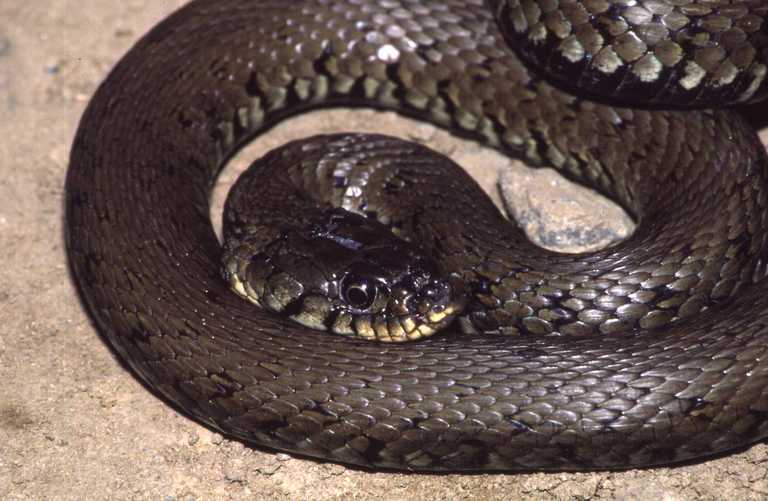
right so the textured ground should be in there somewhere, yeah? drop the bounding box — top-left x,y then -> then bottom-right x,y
2,1 -> 768,499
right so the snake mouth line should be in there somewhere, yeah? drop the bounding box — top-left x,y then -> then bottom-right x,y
327,302 -> 464,343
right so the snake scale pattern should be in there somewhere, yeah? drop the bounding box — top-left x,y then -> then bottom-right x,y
66,0 -> 768,470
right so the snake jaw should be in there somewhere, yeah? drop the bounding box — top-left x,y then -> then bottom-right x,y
223,240 -> 466,342
373,273 -> 466,342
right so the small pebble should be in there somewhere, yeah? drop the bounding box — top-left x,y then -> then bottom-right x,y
499,167 -> 633,253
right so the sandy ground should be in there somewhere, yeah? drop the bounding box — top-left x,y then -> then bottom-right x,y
3,1 -> 768,499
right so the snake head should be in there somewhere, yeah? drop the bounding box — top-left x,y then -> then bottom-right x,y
223,208 -> 465,342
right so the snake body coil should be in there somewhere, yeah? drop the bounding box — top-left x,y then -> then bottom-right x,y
66,0 -> 768,470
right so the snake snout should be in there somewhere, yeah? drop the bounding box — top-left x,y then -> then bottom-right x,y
419,277 -> 461,313
387,273 -> 466,340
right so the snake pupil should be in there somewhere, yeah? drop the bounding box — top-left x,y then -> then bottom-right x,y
343,279 -> 376,309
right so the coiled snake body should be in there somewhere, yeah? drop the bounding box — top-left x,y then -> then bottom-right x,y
66,0 -> 768,470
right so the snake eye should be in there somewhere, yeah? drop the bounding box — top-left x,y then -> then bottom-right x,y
341,276 -> 378,310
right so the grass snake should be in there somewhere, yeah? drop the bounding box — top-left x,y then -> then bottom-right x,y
66,0 -> 768,470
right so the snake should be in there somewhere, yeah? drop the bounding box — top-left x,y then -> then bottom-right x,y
65,0 -> 768,471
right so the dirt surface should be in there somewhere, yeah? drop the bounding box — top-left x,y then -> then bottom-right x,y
3,1 -> 768,499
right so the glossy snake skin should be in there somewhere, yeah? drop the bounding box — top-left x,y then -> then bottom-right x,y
66,0 -> 768,470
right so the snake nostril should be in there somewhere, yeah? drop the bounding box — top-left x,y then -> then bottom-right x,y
418,281 -> 452,307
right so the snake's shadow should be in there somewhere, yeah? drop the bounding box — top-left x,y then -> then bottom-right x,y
740,100 -> 768,131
